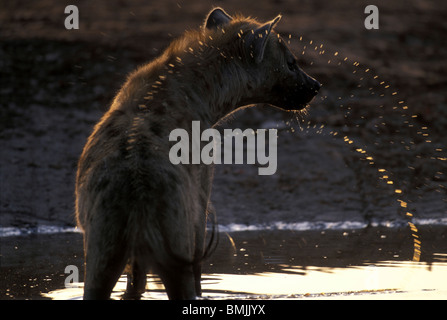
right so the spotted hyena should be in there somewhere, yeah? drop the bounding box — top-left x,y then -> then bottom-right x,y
75,7 -> 320,300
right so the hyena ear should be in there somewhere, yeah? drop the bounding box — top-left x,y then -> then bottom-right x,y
245,15 -> 282,64
204,8 -> 233,30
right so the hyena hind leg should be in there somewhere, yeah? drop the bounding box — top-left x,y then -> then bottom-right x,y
157,263 -> 197,300
83,233 -> 129,300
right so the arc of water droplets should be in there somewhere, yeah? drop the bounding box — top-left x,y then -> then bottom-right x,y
283,33 -> 447,262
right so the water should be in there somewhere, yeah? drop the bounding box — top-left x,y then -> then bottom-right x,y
43,260 -> 447,300
2,225 -> 447,300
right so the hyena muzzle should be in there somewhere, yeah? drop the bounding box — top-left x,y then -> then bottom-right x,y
75,7 -> 320,300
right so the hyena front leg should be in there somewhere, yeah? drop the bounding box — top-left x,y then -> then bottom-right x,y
123,259 -> 147,300
83,227 -> 129,300
193,261 -> 202,297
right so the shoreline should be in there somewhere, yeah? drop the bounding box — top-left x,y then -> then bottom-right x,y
3,216 -> 447,237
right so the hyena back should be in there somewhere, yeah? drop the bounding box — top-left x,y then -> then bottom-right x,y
75,7 -> 320,300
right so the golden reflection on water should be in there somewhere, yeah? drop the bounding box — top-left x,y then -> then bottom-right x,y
45,256 -> 447,300
204,259 -> 447,299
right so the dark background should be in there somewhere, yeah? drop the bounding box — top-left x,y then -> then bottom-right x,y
1,0 -> 445,229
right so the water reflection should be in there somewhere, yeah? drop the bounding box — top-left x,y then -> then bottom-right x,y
44,259 -> 447,300
40,227 -> 447,300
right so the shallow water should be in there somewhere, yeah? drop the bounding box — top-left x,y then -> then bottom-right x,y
2,225 -> 446,300
45,259 -> 447,300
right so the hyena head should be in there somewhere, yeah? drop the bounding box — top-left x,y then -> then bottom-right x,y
204,8 -> 321,111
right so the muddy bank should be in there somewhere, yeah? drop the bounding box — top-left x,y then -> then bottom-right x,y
1,0 -> 446,231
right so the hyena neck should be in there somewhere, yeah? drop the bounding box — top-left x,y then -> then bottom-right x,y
113,31 -> 256,130
157,30 -> 260,127
164,49 -> 250,127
